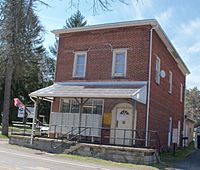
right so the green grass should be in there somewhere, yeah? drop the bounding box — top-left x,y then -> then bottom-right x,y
160,142 -> 195,163
56,143 -> 195,170
0,134 -> 9,139
152,142 -> 195,169
58,154 -> 159,170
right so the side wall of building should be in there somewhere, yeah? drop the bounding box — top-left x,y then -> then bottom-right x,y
149,30 -> 185,149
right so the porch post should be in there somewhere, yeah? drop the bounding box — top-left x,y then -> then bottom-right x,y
132,99 -> 136,146
30,97 -> 39,145
78,98 -> 83,137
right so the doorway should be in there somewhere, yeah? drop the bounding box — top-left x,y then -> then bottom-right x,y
110,103 -> 136,146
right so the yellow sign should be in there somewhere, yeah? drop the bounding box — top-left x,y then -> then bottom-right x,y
103,113 -> 111,126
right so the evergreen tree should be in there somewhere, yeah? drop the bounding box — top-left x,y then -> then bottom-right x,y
65,10 -> 87,28
0,0 -> 50,135
50,10 -> 87,57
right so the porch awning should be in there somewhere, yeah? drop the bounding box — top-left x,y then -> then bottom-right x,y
29,81 -> 147,104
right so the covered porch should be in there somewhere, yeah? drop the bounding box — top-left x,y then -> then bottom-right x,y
28,81 -> 160,149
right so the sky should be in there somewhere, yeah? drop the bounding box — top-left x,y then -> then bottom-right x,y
37,0 -> 200,89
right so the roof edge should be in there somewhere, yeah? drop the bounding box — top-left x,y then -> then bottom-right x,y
52,19 -> 157,36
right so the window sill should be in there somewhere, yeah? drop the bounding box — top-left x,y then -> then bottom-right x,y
72,77 -> 85,80
111,76 -> 127,79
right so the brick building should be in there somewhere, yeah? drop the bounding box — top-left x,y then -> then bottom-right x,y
30,19 -> 190,150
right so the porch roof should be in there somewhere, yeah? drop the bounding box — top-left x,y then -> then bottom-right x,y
29,81 -> 147,104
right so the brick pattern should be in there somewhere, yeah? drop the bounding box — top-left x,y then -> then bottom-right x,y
149,31 -> 185,149
52,25 -> 186,150
55,25 -> 151,82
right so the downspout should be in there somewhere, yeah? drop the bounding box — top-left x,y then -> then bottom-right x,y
145,24 -> 158,147
183,78 -> 187,147
30,96 -> 39,145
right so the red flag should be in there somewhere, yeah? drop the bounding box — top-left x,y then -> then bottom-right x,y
14,98 -> 24,108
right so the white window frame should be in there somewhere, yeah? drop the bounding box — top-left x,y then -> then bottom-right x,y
73,51 -> 87,78
155,56 -> 161,84
180,83 -> 183,102
112,49 -> 127,77
169,71 -> 173,94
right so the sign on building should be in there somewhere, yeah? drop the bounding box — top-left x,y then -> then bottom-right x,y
26,107 -> 35,119
172,128 -> 178,143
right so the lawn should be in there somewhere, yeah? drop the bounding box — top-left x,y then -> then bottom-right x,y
58,154 -> 159,170
0,134 -> 8,139
57,143 -> 195,170
152,142 -> 195,169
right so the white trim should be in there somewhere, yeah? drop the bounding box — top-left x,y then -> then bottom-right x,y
112,49 -> 127,77
168,117 -> 173,147
52,19 -> 157,35
169,71 -> 173,94
177,120 -> 181,146
155,56 -> 161,84
73,51 -> 87,78
180,83 -> 183,102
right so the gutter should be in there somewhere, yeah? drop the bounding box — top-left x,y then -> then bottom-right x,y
145,24 -> 158,147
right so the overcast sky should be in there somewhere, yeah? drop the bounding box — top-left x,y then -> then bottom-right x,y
38,0 -> 200,89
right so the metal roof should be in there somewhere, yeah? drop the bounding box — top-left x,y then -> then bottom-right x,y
29,81 -> 147,104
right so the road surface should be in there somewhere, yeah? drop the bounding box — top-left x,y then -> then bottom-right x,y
172,149 -> 200,170
0,140 -> 153,170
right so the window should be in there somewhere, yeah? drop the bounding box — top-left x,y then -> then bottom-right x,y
112,49 -> 127,77
73,52 -> 87,77
169,71 -> 172,94
155,56 -> 161,84
60,99 -> 103,115
180,83 -> 183,102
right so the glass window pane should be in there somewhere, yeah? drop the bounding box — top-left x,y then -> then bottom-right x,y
115,53 -> 125,64
76,55 -> 85,64
60,100 -> 70,113
83,106 -> 92,114
75,65 -> 84,76
93,105 -> 102,115
83,100 -> 92,114
71,100 -> 80,113
115,64 -> 124,74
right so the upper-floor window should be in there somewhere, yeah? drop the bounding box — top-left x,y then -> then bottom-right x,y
155,56 -> 161,84
180,83 -> 183,102
73,52 -> 87,78
169,71 -> 173,94
112,49 -> 127,77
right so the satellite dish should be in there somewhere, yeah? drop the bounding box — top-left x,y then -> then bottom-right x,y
160,70 -> 166,78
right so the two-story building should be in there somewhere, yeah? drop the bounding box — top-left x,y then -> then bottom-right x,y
30,19 -> 190,150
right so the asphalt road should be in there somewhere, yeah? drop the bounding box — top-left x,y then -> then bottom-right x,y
172,149 -> 200,170
0,140 -> 141,170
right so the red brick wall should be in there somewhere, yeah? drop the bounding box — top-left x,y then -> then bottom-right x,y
55,25 -> 151,82
149,30 -> 185,149
52,98 -> 60,112
53,25 -> 186,149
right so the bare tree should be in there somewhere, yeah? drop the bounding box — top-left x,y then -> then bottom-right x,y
67,0 -> 129,14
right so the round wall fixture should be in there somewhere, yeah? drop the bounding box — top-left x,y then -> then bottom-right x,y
160,70 -> 166,78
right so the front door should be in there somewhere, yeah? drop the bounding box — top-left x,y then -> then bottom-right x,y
115,108 -> 133,145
